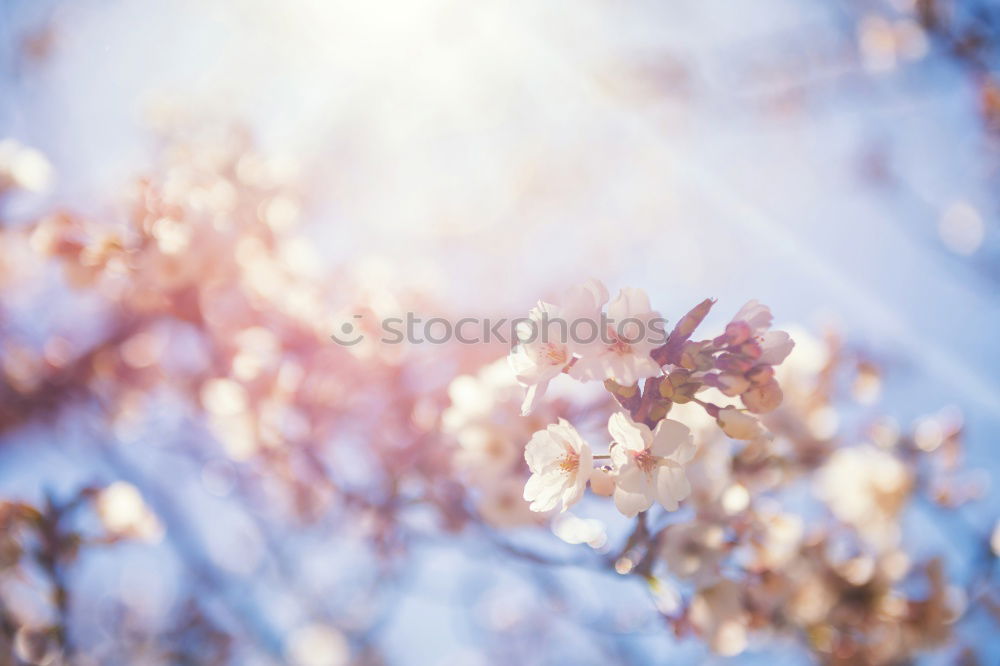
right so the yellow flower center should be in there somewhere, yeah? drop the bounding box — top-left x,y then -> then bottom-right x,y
607,330 -> 633,356
559,452 -> 580,474
542,343 -> 568,365
634,449 -> 658,474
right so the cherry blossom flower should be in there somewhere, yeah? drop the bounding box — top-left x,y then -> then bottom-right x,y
479,477 -> 543,528
815,445 -> 911,547
708,301 -> 795,414
443,359 -> 520,430
452,424 -> 520,485
523,419 -> 593,513
509,302 -> 571,416
443,358 -> 568,525
570,287 -> 663,386
510,280 -> 607,415
608,412 -> 695,517
729,299 -> 773,335
727,300 -> 795,366
444,360 -> 528,486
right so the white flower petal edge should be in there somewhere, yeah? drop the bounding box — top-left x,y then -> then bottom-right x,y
509,301 -> 570,415
569,287 -> 662,386
730,300 -> 794,366
559,279 -> 610,320
511,280 -> 607,415
759,330 -> 794,366
731,300 -> 773,334
608,412 -> 695,518
716,407 -> 766,441
608,411 -> 648,453
523,419 -> 593,513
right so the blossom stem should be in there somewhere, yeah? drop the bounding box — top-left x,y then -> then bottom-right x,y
689,396 -> 724,418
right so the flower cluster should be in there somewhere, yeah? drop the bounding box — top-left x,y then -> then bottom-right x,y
502,315 -> 982,663
510,281 -> 794,519
4,125 -> 991,664
442,359 -> 558,528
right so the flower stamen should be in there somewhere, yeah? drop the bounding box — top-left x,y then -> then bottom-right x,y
559,452 -> 580,474
542,343 -> 568,365
634,450 -> 658,475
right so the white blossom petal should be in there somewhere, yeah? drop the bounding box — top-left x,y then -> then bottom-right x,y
732,300 -> 772,334
608,412 -> 649,453
560,279 -> 609,318
607,287 -> 652,323
522,420 -> 592,513
655,463 -> 691,511
614,471 -> 654,517
759,330 -> 795,366
649,418 -> 691,458
717,408 -> 764,441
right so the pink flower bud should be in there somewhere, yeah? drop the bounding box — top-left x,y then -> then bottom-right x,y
735,340 -> 762,360
589,466 -> 615,496
675,298 -> 716,340
741,379 -> 783,414
655,298 -> 715,365
746,365 -> 775,386
680,341 -> 714,372
717,373 -> 751,397
724,321 -> 752,345
717,407 -> 764,440
715,353 -> 753,375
